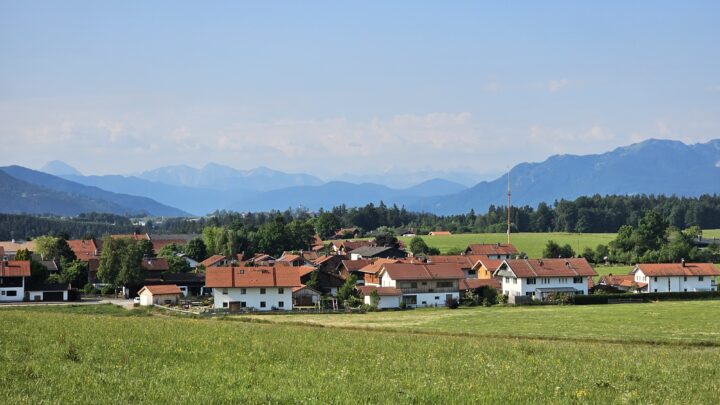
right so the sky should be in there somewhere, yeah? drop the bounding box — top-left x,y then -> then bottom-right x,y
1,1 -> 719,182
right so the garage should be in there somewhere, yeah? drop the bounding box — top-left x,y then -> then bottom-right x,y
43,291 -> 65,301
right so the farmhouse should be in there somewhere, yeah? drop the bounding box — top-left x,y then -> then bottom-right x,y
292,285 -> 321,306
494,258 -> 597,302
630,261 -> 719,293
200,255 -> 229,268
138,284 -> 183,306
206,266 -> 301,311
0,249 -> 31,302
377,262 -> 464,308
465,243 -> 518,259
356,285 -> 402,309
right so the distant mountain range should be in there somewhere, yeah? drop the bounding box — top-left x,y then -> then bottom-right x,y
0,166 -> 188,217
2,138 -> 718,217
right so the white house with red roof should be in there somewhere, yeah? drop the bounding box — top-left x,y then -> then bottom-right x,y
206,266 -> 301,311
494,258 -> 597,301
0,247 -> 31,302
377,262 -> 465,307
631,261 -> 719,293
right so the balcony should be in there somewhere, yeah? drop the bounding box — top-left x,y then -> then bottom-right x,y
399,287 -> 457,294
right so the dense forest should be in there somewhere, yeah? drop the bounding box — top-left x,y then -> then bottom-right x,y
1,194 -> 719,240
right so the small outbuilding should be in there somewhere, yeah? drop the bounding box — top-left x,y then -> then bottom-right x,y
357,285 -> 402,309
138,284 -> 182,306
27,283 -> 71,302
292,285 -> 322,307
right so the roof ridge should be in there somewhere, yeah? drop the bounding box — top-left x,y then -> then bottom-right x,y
525,259 -> 538,277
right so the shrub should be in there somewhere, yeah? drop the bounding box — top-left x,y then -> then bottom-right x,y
497,294 -> 508,305
445,297 -> 459,309
399,300 -> 408,310
100,285 -> 115,295
83,283 -> 99,295
482,298 -> 491,307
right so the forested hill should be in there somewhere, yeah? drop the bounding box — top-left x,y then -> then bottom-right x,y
2,194 -> 719,240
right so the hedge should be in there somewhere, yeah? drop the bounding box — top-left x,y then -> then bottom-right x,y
573,291 -> 720,305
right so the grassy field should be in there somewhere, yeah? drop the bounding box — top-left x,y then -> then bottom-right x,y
399,232 -> 616,257
2,302 -> 720,403
704,229 -> 720,238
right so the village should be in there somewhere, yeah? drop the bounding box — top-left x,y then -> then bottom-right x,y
1,228 -> 718,312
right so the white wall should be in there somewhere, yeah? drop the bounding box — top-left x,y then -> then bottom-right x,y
27,291 -> 69,301
364,294 -> 401,309
635,270 -> 716,292
501,275 -> 588,298
0,277 -> 24,302
402,292 -> 459,308
214,287 -> 293,311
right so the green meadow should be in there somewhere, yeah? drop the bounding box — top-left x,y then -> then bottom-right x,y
398,232 -> 617,257
2,302 -> 720,403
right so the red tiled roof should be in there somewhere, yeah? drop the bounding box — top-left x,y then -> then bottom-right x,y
356,285 -> 402,296
278,254 -> 302,263
141,258 -> 169,272
358,258 -> 401,274
296,266 -> 317,278
200,255 -> 226,268
633,263 -> 720,277
466,243 -> 519,256
341,259 -> 372,272
140,284 -> 182,295
0,241 -> 35,253
459,278 -> 501,290
501,258 -> 597,278
66,239 -> 99,259
474,255 -> 503,271
380,263 -> 465,280
0,260 -> 31,277
426,255 -> 484,269
599,274 -> 635,287
205,266 -> 301,288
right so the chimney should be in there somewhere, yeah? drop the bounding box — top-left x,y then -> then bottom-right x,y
538,259 -> 544,267
681,258 -> 686,267
496,242 -> 500,247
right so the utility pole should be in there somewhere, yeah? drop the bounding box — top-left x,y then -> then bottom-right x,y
507,167 -> 511,245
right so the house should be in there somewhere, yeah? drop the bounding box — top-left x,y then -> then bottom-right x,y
292,285 -> 322,306
176,253 -> 200,269
333,227 -> 361,239
340,259 -> 373,280
0,249 -> 31,302
473,256 -> 503,279
277,253 -> 307,267
206,266 -> 301,311
426,255 -> 485,278
67,239 -> 100,261
630,261 -> 719,293
138,284 -> 183,306
465,243 -> 519,259
244,253 -> 276,266
144,272 -> 207,297
27,283 -> 71,301
330,240 -> 373,255
357,259 -> 402,285
597,274 -> 646,293
377,262 -> 465,308
428,231 -> 452,236
312,255 -> 345,275
0,240 -> 36,256
349,246 -> 407,260
295,265 -> 344,295
356,285 -> 402,309
200,255 -> 228,268
493,258 -> 597,302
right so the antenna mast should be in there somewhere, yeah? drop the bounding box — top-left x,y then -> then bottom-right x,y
507,167 -> 511,244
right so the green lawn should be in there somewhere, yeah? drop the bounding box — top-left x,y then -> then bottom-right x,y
239,300 -> 720,346
398,232 -> 616,257
2,303 -> 720,403
704,229 -> 720,238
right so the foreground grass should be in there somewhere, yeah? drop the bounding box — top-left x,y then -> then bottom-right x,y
398,232 -> 616,257
2,305 -> 720,403
239,300 -> 720,346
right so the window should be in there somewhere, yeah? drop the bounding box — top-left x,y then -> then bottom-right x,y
437,281 -> 453,288
260,288 -> 266,294
260,301 -> 266,308
222,288 -> 228,294
684,289 -> 687,292
525,292 -> 533,296
446,294 -> 453,301
542,278 -> 550,284
683,276 -> 687,282
573,277 -> 583,284
278,301 -> 284,308
699,276 -> 705,282
527,278 -> 536,285
469,269 -> 476,275
0,291 -> 4,295
410,282 -> 418,288
653,277 -> 658,282
240,302 -> 246,308
222,302 -> 228,308
421,282 -> 427,286
240,288 -> 246,295
6,290 -> 16,297
654,289 -> 657,292
403,295 -> 417,305
434,296 -> 439,300
421,301 -> 427,305
558,278 -> 568,285
278,288 -> 284,294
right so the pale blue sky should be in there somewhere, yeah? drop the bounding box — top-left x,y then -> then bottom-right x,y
1,1 -> 719,179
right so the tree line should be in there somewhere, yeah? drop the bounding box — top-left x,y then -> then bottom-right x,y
2,194 -> 719,240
